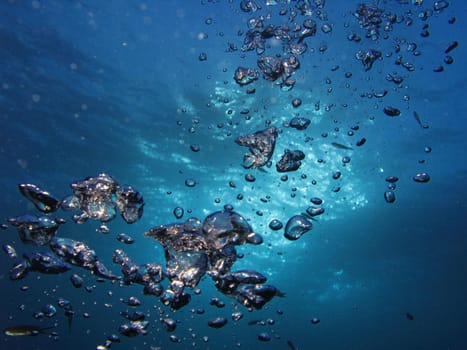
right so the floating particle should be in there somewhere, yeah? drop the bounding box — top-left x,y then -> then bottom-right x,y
356,138 -> 366,147
2,244 -> 17,259
319,44 -> 328,53
41,304 -> 57,318
185,178 -> 196,187
125,296 -> 141,307
50,237 -> 119,280
234,66 -> 259,86
331,142 -> 353,150
70,173 -> 120,223
291,98 -> 302,108
18,183 -> 60,213
70,273 -> 83,288
276,149 -> 305,172
420,30 -> 430,37
169,334 -> 180,343
373,90 -> 387,98
245,174 -> 256,182
287,340 -> 298,350
117,233 -> 135,244
383,106 -> 401,117
107,334 -> 121,344
248,319 -> 265,326
384,190 -> 396,203
190,144 -> 201,152
23,251 -> 69,274
284,215 -> 313,241
55,217 -> 66,225
342,156 -> 351,164
433,66 -> 444,73
162,318 -> 177,332
298,20 -> 317,43
118,320 -> 148,337
198,53 -> 207,61
208,317 -> 228,329
121,310 -> 145,321
332,171 -> 341,180
444,55 -> 454,65
413,111 -> 429,129
98,224 -> 110,234
9,214 -> 62,246
210,297 -> 225,308
116,185 -> 144,224
310,197 -> 323,205
240,0 -> 261,12
33,311 -> 44,319
305,207 -> 325,217
258,332 -> 271,342
356,49 -> 382,71
433,0 -> 449,11
247,233 -> 263,245
385,176 -> 399,183
232,311 -> 243,321
60,195 -> 80,211
269,219 -> 283,231
235,127 -> 278,169
224,204 -> 234,211
289,117 -> 311,130
173,207 -> 184,219
445,41 -> 458,54
413,173 -> 430,183
311,317 -> 320,324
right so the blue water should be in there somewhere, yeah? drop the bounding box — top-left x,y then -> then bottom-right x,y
1,1 -> 466,349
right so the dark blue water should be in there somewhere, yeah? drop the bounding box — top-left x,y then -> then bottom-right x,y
1,1 -> 466,349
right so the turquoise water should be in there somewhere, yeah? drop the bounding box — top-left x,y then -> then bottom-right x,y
1,1 -> 466,349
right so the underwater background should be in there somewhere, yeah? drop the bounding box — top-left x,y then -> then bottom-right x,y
0,0 -> 466,349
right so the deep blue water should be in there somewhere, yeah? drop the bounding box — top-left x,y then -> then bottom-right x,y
1,1 -> 466,349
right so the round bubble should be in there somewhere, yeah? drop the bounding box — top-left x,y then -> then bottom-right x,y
42,304 -> 57,317
173,207 -> 184,219
310,197 -> 323,205
269,219 -> 283,231
413,172 -> 430,183
384,190 -> 396,203
185,178 -> 196,187
258,332 -> 271,341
